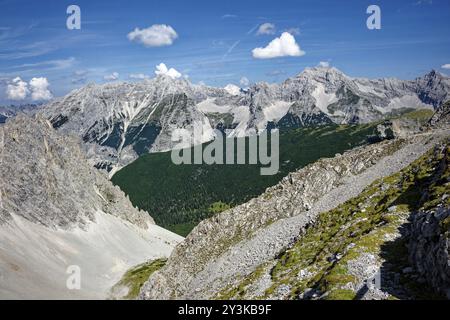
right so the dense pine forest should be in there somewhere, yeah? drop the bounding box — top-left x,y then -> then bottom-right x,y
112,124 -> 380,235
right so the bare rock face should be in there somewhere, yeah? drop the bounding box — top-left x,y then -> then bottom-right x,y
428,100 -> 450,128
408,145 -> 450,298
0,114 -> 182,299
409,206 -> 450,298
0,113 -> 153,229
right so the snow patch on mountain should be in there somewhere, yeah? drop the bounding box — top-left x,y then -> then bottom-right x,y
169,118 -> 215,151
311,83 -> 338,115
197,98 -> 233,114
229,106 -> 252,137
387,95 -> 434,113
224,84 -> 241,96
262,101 -> 292,124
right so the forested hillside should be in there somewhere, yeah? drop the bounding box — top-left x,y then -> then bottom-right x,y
112,124 -> 379,235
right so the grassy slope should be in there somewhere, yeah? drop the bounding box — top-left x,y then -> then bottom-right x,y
395,108 -> 434,121
217,143 -> 449,300
110,259 -> 166,299
112,124 -> 378,235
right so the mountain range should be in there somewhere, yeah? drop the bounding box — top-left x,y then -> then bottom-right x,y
39,67 -> 450,175
0,104 -> 39,124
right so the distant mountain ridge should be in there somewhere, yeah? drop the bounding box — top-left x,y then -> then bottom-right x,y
39,67 -> 450,174
0,104 -> 39,124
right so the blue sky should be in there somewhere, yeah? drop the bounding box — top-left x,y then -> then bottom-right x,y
0,0 -> 449,104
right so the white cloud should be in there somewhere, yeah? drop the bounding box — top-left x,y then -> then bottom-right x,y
103,72 -> 119,81
29,77 -> 53,101
154,63 -> 181,79
6,77 -> 29,100
5,76 -> 53,101
441,64 -> 450,69
11,57 -> 76,71
318,61 -> 330,67
414,0 -> 432,5
71,70 -> 88,84
256,23 -> 276,35
222,14 -> 237,19
223,40 -> 241,59
127,24 -> 178,47
224,84 -> 240,95
285,27 -> 300,35
252,32 -> 305,59
266,70 -> 286,77
129,73 -> 150,79
240,76 -> 250,86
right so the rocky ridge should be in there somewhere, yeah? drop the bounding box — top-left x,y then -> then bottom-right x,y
214,142 -> 449,300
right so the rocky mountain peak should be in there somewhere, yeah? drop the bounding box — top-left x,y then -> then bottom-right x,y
424,69 -> 439,78
419,69 -> 446,85
299,65 -> 344,76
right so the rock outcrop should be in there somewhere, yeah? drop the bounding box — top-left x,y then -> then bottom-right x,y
0,114 -> 183,299
408,145 -> 449,298
427,100 -> 450,128
0,114 -> 152,228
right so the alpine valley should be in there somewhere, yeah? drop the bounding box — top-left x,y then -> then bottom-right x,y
0,66 -> 449,300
